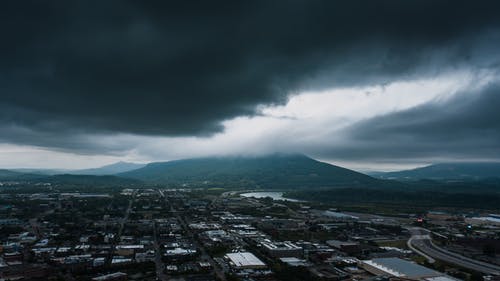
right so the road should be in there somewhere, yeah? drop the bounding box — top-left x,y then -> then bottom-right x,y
165,192 -> 226,281
107,190 -> 135,266
153,220 -> 168,281
407,233 -> 435,264
408,227 -> 500,276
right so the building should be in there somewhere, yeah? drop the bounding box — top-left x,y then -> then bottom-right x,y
326,240 -> 361,255
225,252 -> 266,269
203,230 -> 231,242
279,257 -> 309,267
261,241 -> 303,258
115,245 -> 144,256
164,247 -> 197,256
360,258 -> 457,281
466,215 -> 500,226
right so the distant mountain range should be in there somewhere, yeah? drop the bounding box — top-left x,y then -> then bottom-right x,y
2,157 -> 500,188
9,168 -> 69,176
8,161 -> 145,177
0,161 -> 146,185
0,169 -> 44,181
70,161 -> 146,175
119,154 -> 385,188
3,154 -> 386,189
373,162 -> 500,180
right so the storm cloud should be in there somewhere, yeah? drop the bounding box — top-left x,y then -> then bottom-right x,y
325,80 -> 500,162
1,1 -> 500,168
2,1 -> 500,135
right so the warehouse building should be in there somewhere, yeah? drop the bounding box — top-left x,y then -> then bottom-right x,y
360,258 -> 458,281
225,252 -> 266,269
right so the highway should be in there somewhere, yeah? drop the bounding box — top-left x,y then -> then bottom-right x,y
408,227 -> 500,276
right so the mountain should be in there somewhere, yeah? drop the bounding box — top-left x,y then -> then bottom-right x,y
0,169 -> 45,181
375,162 -> 500,180
71,161 -> 146,175
3,162 -> 145,179
0,168 -> 140,186
11,168 -> 70,176
0,169 -> 24,178
119,154 -> 388,189
44,174 -> 141,185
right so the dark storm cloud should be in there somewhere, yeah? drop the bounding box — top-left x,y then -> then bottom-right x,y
1,0 -> 500,149
318,81 -> 500,161
0,124 -> 134,155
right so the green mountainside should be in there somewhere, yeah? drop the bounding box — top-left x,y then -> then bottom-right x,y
119,154 -> 384,188
375,162 -> 500,180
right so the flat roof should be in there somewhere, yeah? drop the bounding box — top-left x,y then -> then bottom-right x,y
261,241 -> 302,250
226,252 -> 266,268
116,244 -> 144,249
326,240 -> 359,247
280,257 -> 309,266
364,258 -> 441,278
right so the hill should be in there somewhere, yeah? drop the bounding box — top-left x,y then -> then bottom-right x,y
286,186 -> 500,211
0,169 -> 140,186
10,168 -> 69,176
119,154 -> 388,189
0,169 -> 45,181
375,162 -> 500,180
44,174 -> 141,186
71,161 -> 146,175
5,162 -> 145,178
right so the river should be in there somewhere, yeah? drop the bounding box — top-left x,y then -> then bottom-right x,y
239,191 -> 301,202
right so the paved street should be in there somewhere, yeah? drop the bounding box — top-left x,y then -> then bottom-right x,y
153,220 -> 168,281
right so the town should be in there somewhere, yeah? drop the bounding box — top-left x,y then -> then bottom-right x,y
1,184 -> 499,281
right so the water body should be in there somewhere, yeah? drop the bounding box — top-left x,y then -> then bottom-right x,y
323,210 -> 359,220
240,191 -> 301,202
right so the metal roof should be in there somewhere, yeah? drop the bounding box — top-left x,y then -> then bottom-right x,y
368,258 -> 441,278
226,252 -> 266,268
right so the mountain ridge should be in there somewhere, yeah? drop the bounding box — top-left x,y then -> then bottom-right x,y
70,161 -> 146,175
374,162 -> 500,180
118,154 -> 389,189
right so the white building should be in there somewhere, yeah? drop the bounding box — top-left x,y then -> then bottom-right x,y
225,252 -> 266,269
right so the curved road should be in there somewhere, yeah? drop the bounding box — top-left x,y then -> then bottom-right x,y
408,227 -> 500,276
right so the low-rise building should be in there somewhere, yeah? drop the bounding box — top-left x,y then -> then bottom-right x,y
326,240 -> 361,255
261,241 -> 303,258
359,258 -> 457,281
225,252 -> 266,269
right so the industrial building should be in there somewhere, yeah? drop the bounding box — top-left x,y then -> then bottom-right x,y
359,258 -> 457,281
225,252 -> 266,269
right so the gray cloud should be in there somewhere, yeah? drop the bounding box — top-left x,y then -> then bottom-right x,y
313,80 -> 500,162
0,124 -> 135,155
1,0 -> 500,148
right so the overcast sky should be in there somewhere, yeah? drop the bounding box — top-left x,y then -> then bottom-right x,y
1,1 -> 500,171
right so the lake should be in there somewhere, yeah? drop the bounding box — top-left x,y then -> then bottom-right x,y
240,191 -> 301,202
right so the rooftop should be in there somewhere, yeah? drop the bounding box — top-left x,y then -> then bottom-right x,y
225,252 -> 266,268
362,258 -> 442,278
